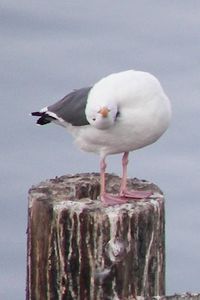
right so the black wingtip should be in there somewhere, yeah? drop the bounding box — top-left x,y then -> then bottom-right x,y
31,111 -> 54,125
31,111 -> 42,116
36,116 -> 51,125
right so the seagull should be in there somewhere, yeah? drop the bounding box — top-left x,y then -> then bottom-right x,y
31,70 -> 171,205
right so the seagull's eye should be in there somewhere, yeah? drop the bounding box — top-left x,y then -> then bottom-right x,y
92,117 -> 96,121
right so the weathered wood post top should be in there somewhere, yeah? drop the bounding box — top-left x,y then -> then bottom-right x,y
27,173 -> 165,300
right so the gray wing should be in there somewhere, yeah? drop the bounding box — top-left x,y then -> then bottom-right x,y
32,87 -> 92,126
48,87 -> 92,126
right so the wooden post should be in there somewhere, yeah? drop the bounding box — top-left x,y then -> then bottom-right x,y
27,173 -> 165,300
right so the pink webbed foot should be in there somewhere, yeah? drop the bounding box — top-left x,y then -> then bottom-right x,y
101,193 -> 128,206
120,189 -> 153,199
101,190 -> 152,206
120,152 -> 153,200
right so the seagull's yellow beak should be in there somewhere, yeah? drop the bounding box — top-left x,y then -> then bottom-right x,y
98,107 -> 110,118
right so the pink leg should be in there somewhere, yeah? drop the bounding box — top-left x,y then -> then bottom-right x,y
120,152 -> 152,199
100,158 -> 106,196
100,157 -> 127,205
120,152 -> 129,195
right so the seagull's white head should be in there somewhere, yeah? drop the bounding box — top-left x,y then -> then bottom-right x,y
86,102 -> 119,130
